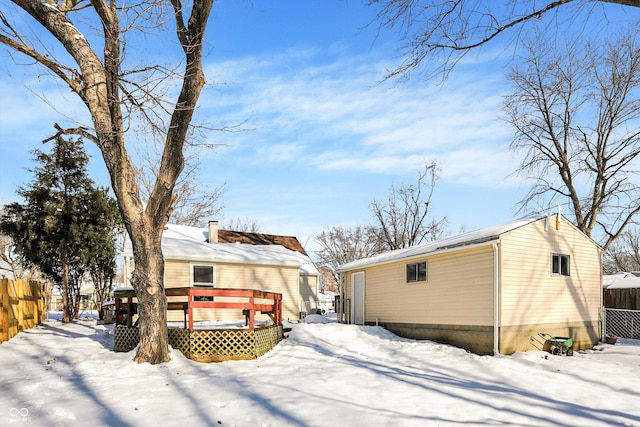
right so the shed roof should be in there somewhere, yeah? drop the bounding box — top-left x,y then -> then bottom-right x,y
337,215 -> 549,272
123,224 -> 316,271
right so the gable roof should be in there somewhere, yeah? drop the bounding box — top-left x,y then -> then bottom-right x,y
337,215 -> 551,272
122,224 -> 315,270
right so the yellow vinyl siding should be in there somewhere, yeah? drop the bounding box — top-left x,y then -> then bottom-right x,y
163,260 -> 300,322
341,215 -> 602,354
217,263 -> 300,320
165,261 -> 191,287
299,274 -> 319,309
349,245 -> 495,326
499,217 -> 602,327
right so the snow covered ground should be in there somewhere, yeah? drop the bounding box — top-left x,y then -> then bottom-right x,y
1,313 -> 639,427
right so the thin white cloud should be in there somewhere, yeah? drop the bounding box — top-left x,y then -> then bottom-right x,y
256,142 -> 307,163
201,48 -> 520,187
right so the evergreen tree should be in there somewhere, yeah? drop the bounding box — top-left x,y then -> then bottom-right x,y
84,188 -> 121,321
0,136 -> 120,322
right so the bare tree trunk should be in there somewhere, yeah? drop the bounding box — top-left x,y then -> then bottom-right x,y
61,259 -> 70,323
94,274 -> 112,321
130,235 -> 169,364
2,1 -> 214,363
73,299 -> 80,320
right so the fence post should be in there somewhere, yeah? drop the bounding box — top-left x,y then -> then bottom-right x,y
35,281 -> 45,324
16,280 -> 24,332
23,280 -> 39,328
248,296 -> 255,329
30,281 -> 37,325
7,280 -> 19,339
1,279 -> 8,343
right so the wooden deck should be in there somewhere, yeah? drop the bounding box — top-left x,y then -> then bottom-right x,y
113,286 -> 283,329
112,286 -> 284,362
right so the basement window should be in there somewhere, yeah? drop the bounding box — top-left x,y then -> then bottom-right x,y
551,254 -> 570,276
406,261 -> 427,283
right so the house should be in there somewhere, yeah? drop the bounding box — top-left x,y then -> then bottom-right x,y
337,214 -> 603,355
216,227 -> 320,316
603,272 -> 640,310
49,283 -> 97,312
121,221 -> 319,321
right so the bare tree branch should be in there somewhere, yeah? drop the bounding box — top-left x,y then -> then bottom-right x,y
369,0 -> 640,80
603,226 -> 640,273
1,0 -> 215,364
371,162 -> 448,250
507,30 -> 640,250
315,225 -> 386,276
42,123 -> 99,145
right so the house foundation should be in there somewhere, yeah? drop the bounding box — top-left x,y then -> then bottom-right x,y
372,320 -> 600,355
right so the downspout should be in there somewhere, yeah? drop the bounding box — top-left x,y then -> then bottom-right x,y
335,272 -> 342,323
298,269 -> 303,320
493,241 -> 500,355
339,272 -> 345,323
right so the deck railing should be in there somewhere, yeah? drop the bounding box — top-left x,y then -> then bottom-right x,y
113,286 -> 283,330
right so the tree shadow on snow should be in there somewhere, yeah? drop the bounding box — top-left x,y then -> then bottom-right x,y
288,325 -> 640,426
0,336 -> 132,426
31,320 -> 114,350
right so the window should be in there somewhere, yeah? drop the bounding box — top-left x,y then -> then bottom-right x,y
192,264 -> 215,301
406,261 -> 427,283
551,254 -> 570,276
193,265 -> 215,285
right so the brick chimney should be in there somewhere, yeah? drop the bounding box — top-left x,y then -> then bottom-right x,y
208,220 -> 218,243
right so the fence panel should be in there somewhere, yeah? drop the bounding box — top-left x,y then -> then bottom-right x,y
604,308 -> 640,340
0,279 -> 45,343
604,288 -> 640,310
0,280 -> 8,342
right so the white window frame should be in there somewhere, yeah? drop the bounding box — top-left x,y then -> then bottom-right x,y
191,263 -> 216,301
406,261 -> 427,283
191,263 -> 216,286
551,253 -> 570,276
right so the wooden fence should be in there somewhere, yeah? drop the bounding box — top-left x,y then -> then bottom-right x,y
0,279 -> 45,343
604,288 -> 640,310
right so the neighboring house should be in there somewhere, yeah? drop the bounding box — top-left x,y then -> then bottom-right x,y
121,221 -> 319,321
317,290 -> 338,312
318,266 -> 340,294
49,284 -> 96,312
603,272 -> 640,310
337,214 -> 602,355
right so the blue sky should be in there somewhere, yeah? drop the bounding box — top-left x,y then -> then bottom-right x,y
0,1 -> 634,257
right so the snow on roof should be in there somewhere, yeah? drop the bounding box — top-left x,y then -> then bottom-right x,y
337,215 -> 548,272
603,272 -> 640,289
123,224 -> 310,268
299,260 -> 320,275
